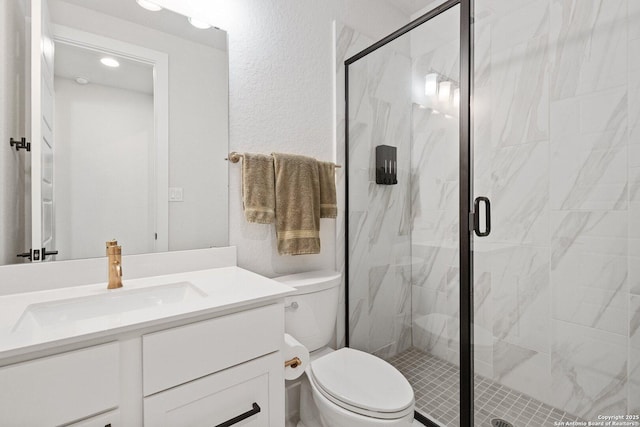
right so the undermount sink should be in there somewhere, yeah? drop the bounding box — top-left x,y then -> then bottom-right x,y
13,282 -> 207,334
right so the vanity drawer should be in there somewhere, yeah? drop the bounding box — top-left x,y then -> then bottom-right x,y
142,303 -> 283,396
144,352 -> 280,427
0,342 -> 119,426
66,409 -> 120,427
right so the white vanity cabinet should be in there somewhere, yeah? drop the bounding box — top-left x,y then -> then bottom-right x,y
0,342 -> 120,426
142,304 -> 285,426
0,260 -> 293,427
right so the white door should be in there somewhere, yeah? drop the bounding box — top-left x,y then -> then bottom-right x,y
30,0 -> 56,262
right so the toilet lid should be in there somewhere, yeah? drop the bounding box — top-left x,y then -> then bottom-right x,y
309,348 -> 414,417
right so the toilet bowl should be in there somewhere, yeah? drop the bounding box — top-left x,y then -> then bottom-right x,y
274,271 -> 414,427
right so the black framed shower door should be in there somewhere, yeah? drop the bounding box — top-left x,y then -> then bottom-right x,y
343,1 -> 474,426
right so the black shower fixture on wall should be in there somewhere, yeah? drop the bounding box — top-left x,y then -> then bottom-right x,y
375,145 -> 398,185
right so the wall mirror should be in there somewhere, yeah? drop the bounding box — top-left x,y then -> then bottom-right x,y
0,0 -> 229,265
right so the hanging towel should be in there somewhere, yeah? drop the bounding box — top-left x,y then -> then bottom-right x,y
272,153 -> 321,255
318,161 -> 337,218
242,153 -> 275,224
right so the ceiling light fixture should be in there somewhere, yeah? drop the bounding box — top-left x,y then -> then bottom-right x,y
75,77 -> 90,85
424,73 -> 438,96
439,81 -> 452,102
136,0 -> 162,12
100,57 -> 120,68
188,17 -> 212,29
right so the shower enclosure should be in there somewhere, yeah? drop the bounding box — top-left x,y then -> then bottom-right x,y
344,0 -> 640,426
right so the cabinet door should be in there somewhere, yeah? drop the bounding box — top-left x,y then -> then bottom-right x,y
0,342 -> 119,426
144,353 -> 281,427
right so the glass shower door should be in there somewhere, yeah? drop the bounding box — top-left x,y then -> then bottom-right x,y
472,0 -> 639,426
345,3 -> 463,425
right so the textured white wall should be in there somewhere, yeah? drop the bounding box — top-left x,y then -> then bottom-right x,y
155,0 -> 409,277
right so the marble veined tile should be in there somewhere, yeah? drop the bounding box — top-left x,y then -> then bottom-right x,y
473,267 -> 493,338
490,245 -> 551,354
490,34 -> 549,147
411,243 -> 457,292
490,0 -> 549,54
550,88 -> 628,211
493,339 -> 552,405
550,132 -> 628,211
630,0 -> 640,40
631,295 -> 640,348
485,141 -> 549,245
630,69 -> 640,143
552,320 -> 627,419
349,297 -> 370,352
551,211 -> 629,335
579,87 -> 627,135
473,15 -> 491,89
550,0 -> 628,100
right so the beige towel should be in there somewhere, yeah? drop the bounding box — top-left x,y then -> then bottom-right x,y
318,161 -> 337,218
272,153 -> 321,255
242,153 -> 275,224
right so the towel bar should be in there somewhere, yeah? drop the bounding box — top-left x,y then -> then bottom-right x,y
226,152 -> 341,168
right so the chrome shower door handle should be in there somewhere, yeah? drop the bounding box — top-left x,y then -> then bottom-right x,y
473,196 -> 491,237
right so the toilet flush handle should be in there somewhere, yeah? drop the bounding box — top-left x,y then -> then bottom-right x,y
285,301 -> 299,311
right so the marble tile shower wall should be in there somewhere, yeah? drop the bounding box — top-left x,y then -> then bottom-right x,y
337,22 -> 414,359
468,0 -> 640,419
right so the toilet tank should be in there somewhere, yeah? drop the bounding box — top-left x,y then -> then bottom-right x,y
274,270 -> 341,352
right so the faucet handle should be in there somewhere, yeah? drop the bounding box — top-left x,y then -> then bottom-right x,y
106,240 -> 120,256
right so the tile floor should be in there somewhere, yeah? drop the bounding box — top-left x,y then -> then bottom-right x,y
389,348 -> 586,427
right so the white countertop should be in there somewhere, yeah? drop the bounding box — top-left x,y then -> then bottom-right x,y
0,266 -> 295,360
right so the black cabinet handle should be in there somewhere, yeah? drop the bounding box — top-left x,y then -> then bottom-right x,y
215,402 -> 261,427
473,196 -> 491,237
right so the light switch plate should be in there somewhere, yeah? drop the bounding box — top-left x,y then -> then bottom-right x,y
169,187 -> 183,202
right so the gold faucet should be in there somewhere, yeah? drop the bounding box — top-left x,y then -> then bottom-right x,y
106,240 -> 123,289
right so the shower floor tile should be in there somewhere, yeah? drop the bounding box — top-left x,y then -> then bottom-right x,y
389,348 -> 585,427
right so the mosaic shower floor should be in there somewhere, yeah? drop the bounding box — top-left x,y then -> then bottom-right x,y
388,348 -> 586,427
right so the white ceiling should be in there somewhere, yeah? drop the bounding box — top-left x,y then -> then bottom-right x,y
54,42 -> 154,94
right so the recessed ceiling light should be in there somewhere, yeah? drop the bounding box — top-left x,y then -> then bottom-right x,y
75,77 -> 90,85
100,57 -> 120,68
188,17 -> 212,29
136,0 -> 162,11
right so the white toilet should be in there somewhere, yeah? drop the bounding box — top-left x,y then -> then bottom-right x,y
275,271 -> 415,427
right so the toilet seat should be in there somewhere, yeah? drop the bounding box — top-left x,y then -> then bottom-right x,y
308,348 -> 414,420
